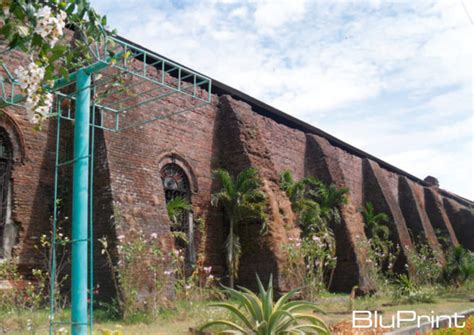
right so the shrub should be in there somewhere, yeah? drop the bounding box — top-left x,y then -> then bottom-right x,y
442,246 -> 474,287
0,260 -> 45,312
280,171 -> 346,294
392,274 -> 436,304
198,275 -> 330,334
284,234 -> 337,300
407,240 -> 442,286
99,230 -> 175,320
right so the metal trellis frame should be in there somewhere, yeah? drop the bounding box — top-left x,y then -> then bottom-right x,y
1,34 -> 212,335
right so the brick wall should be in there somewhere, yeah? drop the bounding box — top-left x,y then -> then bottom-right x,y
1,51 -> 473,298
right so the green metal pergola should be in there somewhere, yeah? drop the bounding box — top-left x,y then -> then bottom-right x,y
0,34 -> 211,335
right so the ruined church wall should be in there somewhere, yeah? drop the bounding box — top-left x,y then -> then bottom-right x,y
1,52 -> 472,296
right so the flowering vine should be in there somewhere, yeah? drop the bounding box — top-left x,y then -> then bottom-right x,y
0,0 -> 109,127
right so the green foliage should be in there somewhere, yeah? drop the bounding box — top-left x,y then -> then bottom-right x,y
166,196 -> 191,225
166,196 -> 192,244
284,235 -> 337,300
360,202 -> 398,282
98,231 -> 175,320
280,171 -> 347,294
361,202 -> 391,256
212,167 -> 267,288
407,241 -> 442,286
442,246 -> 474,287
281,172 -> 348,235
392,274 -> 436,304
0,0 -> 108,80
198,275 -> 330,334
0,260 -> 46,312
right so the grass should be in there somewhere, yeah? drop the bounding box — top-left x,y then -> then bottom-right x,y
1,285 -> 473,334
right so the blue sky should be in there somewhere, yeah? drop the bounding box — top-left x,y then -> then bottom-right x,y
90,0 -> 473,199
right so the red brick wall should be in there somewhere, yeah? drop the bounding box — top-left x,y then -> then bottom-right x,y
2,52 -> 472,297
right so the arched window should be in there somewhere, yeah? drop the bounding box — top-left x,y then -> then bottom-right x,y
161,163 -> 191,203
160,163 -> 195,269
0,128 -> 13,259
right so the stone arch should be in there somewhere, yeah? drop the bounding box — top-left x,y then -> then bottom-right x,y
157,152 -> 198,194
0,111 -> 24,259
0,111 -> 26,164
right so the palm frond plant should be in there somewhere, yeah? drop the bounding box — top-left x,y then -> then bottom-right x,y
198,275 -> 330,335
166,196 -> 192,244
280,170 -> 307,212
313,181 -> 348,226
361,202 -> 391,255
442,246 -> 474,287
280,172 -> 349,294
212,167 -> 267,288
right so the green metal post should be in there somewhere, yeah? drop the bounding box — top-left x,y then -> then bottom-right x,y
71,69 -> 91,335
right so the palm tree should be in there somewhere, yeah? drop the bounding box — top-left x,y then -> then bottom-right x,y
212,167 -> 267,288
361,203 -> 390,240
313,180 -> 348,227
280,172 -> 348,291
280,170 -> 307,212
361,202 -> 391,262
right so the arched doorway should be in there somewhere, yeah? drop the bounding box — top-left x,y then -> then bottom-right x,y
0,128 -> 14,260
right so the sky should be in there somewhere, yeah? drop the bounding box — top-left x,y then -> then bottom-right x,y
90,0 -> 474,200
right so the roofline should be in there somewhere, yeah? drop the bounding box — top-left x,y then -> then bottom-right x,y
115,35 -> 473,206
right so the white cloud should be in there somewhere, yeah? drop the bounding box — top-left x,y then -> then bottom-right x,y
90,0 -> 473,199
253,0 -> 307,32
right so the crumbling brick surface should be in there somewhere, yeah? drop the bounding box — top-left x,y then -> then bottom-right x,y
217,96 -> 299,293
1,53 -> 472,297
443,198 -> 474,251
362,159 -> 413,273
424,187 -> 459,246
398,176 -> 445,264
305,134 -> 374,293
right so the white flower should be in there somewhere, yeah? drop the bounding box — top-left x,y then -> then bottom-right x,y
203,266 -> 212,274
312,236 -> 320,242
15,62 -> 53,123
207,274 -> 214,280
150,233 -> 158,239
2,5 -> 10,17
164,270 -> 172,276
34,6 -> 67,47
117,235 -> 125,240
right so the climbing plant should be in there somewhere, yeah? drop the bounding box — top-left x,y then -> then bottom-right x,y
0,0 -> 109,125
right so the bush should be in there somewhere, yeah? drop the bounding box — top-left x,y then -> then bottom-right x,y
0,260 -> 46,312
442,246 -> 474,287
99,230 -> 175,320
392,274 -> 436,304
407,241 -> 443,286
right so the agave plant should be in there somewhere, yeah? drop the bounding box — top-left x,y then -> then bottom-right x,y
198,275 -> 330,334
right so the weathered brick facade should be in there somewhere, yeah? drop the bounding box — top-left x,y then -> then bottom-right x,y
1,40 -> 473,298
